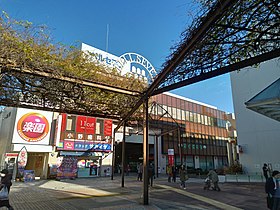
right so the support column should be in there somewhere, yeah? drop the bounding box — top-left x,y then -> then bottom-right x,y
111,130 -> 116,180
178,128 -> 182,165
155,136 -> 159,178
143,99 -> 149,205
121,123 -> 126,187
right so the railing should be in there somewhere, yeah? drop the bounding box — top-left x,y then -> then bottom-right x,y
220,174 -> 265,183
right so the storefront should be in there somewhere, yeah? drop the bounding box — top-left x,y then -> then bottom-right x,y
53,113 -> 113,178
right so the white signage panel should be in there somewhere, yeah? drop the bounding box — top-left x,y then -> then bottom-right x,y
81,43 -> 157,84
12,108 -> 53,145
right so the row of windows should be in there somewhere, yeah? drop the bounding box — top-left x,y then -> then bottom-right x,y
151,104 -> 227,128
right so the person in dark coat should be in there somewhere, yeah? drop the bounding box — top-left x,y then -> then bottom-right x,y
148,164 -> 155,187
265,170 -> 280,210
263,163 -> 269,181
0,169 -> 14,210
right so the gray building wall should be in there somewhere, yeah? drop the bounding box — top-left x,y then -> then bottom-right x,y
230,58 -> 280,174
0,107 -> 17,167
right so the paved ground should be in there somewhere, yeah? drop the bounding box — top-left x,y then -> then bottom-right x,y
3,174 -> 267,210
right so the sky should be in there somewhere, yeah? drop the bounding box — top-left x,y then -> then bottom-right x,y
0,0 -> 234,113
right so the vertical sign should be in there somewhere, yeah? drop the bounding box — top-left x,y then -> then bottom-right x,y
168,149 -> 174,166
17,146 -> 28,177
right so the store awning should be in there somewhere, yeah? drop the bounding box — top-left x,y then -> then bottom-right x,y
245,78 -> 280,122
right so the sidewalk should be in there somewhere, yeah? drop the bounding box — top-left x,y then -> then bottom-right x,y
6,174 -> 267,210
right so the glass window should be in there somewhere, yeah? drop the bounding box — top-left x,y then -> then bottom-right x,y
181,110 -> 186,121
157,104 -> 163,116
177,108 -> 181,120
193,113 -> 198,123
190,112 -> 194,122
186,111 -> 190,121
66,115 -> 76,131
96,119 -> 104,135
201,115 -> 204,124
168,106 -> 172,117
204,115 -> 208,125
172,107 -> 177,119
162,105 -> 167,113
197,114 -> 201,124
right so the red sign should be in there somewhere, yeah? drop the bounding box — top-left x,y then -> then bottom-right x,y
76,116 -> 96,134
63,141 -> 74,150
17,113 -> 49,142
104,119 -> 112,136
168,155 -> 174,166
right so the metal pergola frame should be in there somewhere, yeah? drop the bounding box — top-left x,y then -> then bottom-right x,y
1,0 -> 279,206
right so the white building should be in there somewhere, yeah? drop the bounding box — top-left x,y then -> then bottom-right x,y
230,57 -> 280,174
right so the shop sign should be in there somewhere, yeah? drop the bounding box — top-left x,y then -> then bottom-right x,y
168,148 -> 174,166
81,43 -> 157,84
5,153 -> 18,157
104,119 -> 112,136
17,146 -> 28,176
63,141 -> 74,150
76,116 -> 96,134
13,108 -> 53,145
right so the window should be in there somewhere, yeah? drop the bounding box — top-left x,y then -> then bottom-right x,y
66,115 -> 76,131
193,113 -> 198,123
96,119 -> 104,135
181,110 -> 186,121
190,112 -> 194,122
186,111 -> 190,121
177,108 -> 181,120
204,115 -> 208,125
172,107 -> 177,119
201,115 -> 204,124
157,105 -> 163,115
197,114 -> 201,124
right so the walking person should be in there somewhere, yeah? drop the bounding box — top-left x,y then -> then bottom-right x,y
266,170 -> 280,210
0,169 -> 14,210
166,164 -> 172,182
137,163 -> 143,181
179,165 -> 188,189
148,163 -> 155,187
207,169 -> 221,191
172,166 -> 177,183
263,163 -> 269,181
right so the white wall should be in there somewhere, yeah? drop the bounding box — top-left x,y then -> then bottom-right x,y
230,58 -> 280,174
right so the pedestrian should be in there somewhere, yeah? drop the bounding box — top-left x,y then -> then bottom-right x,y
166,164 -> 172,182
179,165 -> 188,189
207,169 -> 221,191
0,169 -> 14,210
265,170 -> 280,210
137,163 -> 143,181
126,164 -> 130,176
148,163 -> 155,187
263,163 -> 269,181
172,166 -> 177,183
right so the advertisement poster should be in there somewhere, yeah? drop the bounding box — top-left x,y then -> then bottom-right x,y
56,157 -> 77,180
17,146 -> 28,177
23,170 -> 35,182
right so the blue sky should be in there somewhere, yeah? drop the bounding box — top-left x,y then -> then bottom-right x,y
0,0 -> 234,113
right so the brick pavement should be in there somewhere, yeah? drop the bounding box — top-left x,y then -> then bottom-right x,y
2,175 -> 267,210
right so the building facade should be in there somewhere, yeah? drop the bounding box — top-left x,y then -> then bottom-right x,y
230,57 -> 280,174
150,92 -> 233,172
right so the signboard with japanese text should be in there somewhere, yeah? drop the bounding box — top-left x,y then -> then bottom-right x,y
12,108 -> 53,145
57,113 -> 113,152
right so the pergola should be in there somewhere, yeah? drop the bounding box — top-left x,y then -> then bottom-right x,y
1,0 -> 279,205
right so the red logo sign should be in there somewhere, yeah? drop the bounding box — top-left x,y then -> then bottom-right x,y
17,113 -> 49,142
76,116 -> 96,134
